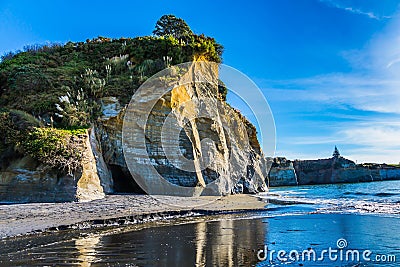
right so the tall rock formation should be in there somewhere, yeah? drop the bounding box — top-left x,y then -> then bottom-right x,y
121,62 -> 269,196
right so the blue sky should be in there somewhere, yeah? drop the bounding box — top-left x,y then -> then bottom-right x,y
1,0 -> 400,163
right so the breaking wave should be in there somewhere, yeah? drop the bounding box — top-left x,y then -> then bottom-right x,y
259,180 -> 400,217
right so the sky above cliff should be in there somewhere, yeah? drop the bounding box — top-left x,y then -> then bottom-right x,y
1,0 -> 400,163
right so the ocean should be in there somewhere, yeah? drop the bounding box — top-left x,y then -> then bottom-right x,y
1,180 -> 400,266
263,180 -> 400,217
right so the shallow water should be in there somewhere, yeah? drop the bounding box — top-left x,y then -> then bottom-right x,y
262,180 -> 400,217
1,181 -> 400,266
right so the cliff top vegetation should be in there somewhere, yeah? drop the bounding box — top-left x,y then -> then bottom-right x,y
0,14 -> 224,128
0,15 -> 225,171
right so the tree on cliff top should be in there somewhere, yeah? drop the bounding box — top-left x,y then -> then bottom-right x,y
333,146 -> 340,158
153,15 -> 193,41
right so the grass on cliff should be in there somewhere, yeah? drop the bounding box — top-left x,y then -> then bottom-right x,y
0,34 -> 223,122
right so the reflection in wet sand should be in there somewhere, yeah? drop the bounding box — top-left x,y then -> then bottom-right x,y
3,213 -> 400,266
193,218 -> 265,266
0,216 -> 266,266
195,221 -> 207,266
213,220 -> 234,267
75,235 -> 100,267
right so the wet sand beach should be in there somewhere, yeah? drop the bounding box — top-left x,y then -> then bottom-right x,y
1,182 -> 400,266
0,194 -> 266,238
0,213 -> 399,266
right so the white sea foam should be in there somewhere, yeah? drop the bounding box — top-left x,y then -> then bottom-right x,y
259,181 -> 400,217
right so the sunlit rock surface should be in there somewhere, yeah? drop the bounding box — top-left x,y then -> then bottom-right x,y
122,62 -> 269,196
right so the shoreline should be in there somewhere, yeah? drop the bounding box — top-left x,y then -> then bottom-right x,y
2,212 -> 399,265
0,194 -> 267,239
2,182 -> 400,265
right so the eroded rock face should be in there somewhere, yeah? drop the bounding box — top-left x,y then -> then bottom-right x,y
122,62 -> 269,196
89,127 -> 113,193
95,98 -> 144,193
268,162 -> 298,187
0,130 -> 104,203
75,129 -> 106,202
294,157 -> 365,185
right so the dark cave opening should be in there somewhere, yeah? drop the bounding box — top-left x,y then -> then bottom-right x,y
109,164 -> 145,194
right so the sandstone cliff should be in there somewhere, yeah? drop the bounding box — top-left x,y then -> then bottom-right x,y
0,64 -> 270,202
268,157 -> 298,187
122,61 -> 269,196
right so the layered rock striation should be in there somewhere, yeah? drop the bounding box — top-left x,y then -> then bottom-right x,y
268,157 -> 298,187
122,61 -> 269,196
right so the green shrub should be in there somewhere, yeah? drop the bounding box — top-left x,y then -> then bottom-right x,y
22,127 -> 84,173
0,109 -> 85,173
55,87 -> 98,128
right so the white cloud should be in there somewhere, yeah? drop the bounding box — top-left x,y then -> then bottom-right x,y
386,57 -> 400,68
277,120 -> 400,163
265,74 -> 400,114
274,149 -> 329,161
341,125 -> 400,148
266,11 -> 400,114
319,0 -> 392,20
344,146 -> 400,164
280,135 -> 341,146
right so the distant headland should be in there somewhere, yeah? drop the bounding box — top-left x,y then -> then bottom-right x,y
268,146 -> 400,187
